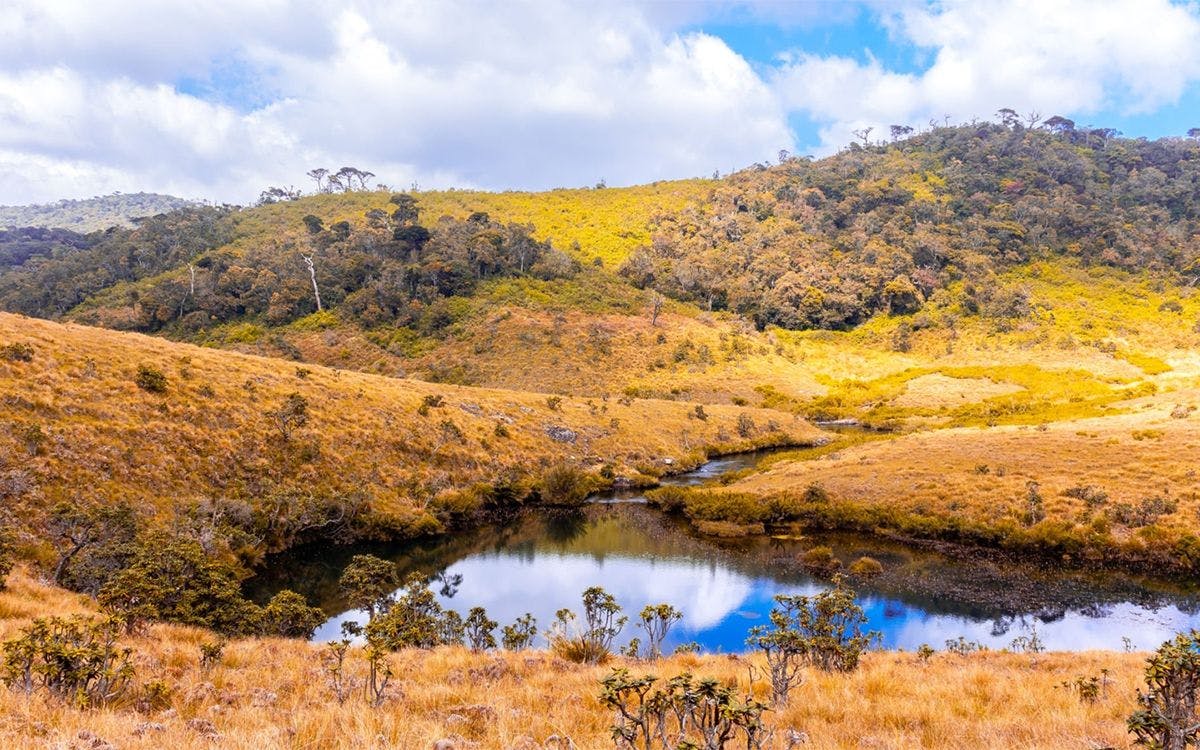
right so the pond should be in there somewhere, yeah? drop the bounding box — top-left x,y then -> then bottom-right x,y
251,450 -> 1200,652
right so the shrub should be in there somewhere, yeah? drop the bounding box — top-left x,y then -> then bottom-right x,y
1128,631 -> 1200,749
45,499 -> 140,594
1023,480 -> 1046,526
1113,496 -> 1178,528
0,523 -> 14,591
1,616 -> 133,707
546,395 -> 563,411
848,556 -> 884,577
338,554 -> 401,621
502,613 -> 538,650
600,668 -> 769,749
917,643 -> 935,662
946,636 -> 985,656
749,576 -> 877,683
0,342 -> 33,362
98,532 -> 260,634
464,607 -> 498,651
258,590 -> 326,639
550,586 -> 626,664
134,364 -> 168,393
268,392 -> 309,441
736,413 -> 756,438
198,640 -> 224,671
539,464 -> 594,506
800,546 -> 841,574
1063,484 -> 1109,508
364,573 -> 453,650
634,604 -> 682,661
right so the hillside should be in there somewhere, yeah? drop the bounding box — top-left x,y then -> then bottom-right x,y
0,312 -> 821,563
0,192 -> 197,232
0,125 -> 1198,410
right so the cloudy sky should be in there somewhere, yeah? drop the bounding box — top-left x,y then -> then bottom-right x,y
2,0 -> 1200,205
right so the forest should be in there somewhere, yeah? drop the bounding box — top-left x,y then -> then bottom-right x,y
2,123 -> 1199,343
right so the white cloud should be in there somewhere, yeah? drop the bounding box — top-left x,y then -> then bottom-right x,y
2,0 -> 1199,204
774,0 -> 1200,152
0,0 -> 791,204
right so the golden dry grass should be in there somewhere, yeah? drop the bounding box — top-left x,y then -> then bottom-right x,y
0,569 -> 1150,750
0,312 -> 822,533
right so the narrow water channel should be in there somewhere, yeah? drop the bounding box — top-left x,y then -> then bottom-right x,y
251,450 -> 1200,652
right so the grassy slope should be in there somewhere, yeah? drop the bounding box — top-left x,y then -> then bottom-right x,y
0,312 -> 822,543
0,568 -> 1146,750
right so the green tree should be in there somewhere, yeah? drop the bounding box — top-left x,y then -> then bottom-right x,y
45,500 -> 139,593
464,607 -> 497,651
258,590 -> 326,639
338,554 -> 401,621
1129,631 -> 1200,750
98,532 -> 259,634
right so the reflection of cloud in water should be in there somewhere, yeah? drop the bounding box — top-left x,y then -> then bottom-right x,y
884,602 -> 1200,651
312,547 -> 1200,652
448,552 -> 755,631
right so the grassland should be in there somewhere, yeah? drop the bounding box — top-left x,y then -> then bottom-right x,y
0,312 -> 821,558
0,568 -> 1150,750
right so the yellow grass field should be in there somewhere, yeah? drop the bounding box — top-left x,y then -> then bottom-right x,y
0,312 -> 822,545
0,569 -> 1149,750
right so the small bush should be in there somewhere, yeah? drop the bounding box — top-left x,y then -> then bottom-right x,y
848,556 -> 884,577
134,364 -> 168,393
539,464 -> 594,506
736,413 -> 756,438
546,395 -> 563,411
0,342 -> 34,362
502,613 -> 538,650
748,576 -> 877,706
600,668 -> 769,748
258,590 -> 326,639
1063,484 -> 1109,508
1,616 -> 134,707
800,546 -> 841,574
0,524 -> 14,590
550,587 -> 626,664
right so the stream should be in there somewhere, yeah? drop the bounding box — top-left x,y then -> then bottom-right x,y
251,449 -> 1200,652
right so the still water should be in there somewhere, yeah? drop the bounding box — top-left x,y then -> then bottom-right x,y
253,451 -> 1200,652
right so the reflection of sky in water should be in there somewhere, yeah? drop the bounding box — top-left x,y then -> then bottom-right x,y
314,550 -> 1200,651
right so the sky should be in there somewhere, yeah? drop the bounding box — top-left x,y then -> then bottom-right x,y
2,0 -> 1200,205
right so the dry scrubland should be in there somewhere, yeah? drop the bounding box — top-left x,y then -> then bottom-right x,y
0,311 -> 820,548
0,569 -> 1147,750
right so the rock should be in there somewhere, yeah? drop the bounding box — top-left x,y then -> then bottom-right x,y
544,425 -> 577,443
459,402 -> 483,416
785,728 -> 810,747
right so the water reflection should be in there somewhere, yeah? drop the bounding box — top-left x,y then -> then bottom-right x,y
256,501 -> 1200,652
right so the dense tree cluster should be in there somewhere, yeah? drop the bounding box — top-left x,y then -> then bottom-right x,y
0,207 -> 234,319
2,124 -> 1200,336
0,196 -> 575,334
624,122 -> 1200,329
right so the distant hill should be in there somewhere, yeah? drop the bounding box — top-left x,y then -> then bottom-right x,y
0,192 -> 197,232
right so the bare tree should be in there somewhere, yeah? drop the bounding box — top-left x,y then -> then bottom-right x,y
851,126 -> 874,146
649,291 -> 664,327
306,168 -> 329,193
302,254 -> 322,312
1024,110 -> 1043,129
